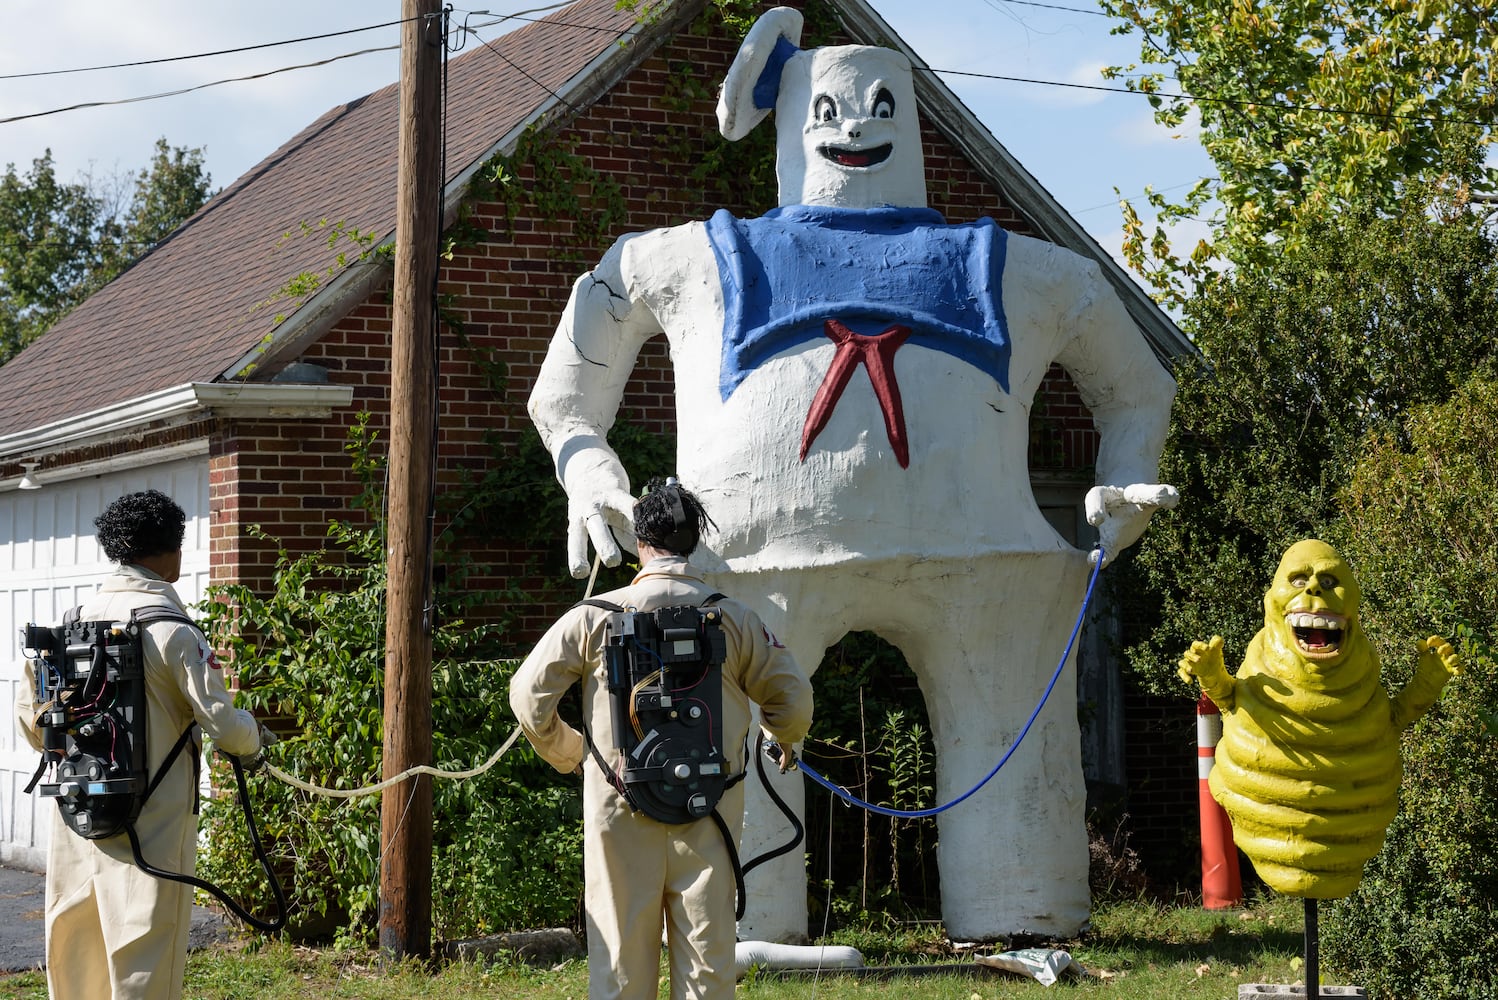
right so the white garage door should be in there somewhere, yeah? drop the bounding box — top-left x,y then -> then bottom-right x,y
0,454 -> 211,869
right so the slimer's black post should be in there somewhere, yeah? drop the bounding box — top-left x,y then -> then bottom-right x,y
1305,897 -> 1319,1000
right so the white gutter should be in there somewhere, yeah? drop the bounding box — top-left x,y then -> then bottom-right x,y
0,381 -> 356,461
0,440 -> 210,492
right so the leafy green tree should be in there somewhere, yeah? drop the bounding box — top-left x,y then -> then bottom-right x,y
0,152 -> 98,360
92,138 -> 213,291
1100,0 -> 1497,304
1121,193 -> 1498,692
1320,377 -> 1498,999
0,139 -> 211,365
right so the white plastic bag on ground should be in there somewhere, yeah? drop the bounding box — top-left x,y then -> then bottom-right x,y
974,948 -> 1083,986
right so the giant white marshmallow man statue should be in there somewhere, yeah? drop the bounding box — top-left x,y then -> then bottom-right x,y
528,7 -> 1178,941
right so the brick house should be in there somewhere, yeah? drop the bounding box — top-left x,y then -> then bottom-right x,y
0,0 -> 1196,880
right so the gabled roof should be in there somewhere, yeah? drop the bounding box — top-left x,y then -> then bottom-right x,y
0,0 -> 1188,459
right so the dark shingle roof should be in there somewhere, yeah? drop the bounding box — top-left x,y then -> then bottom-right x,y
0,0 -> 639,439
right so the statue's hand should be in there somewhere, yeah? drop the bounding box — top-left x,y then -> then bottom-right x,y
1178,635 -> 1226,688
1416,635 -> 1462,682
559,446 -> 638,578
1392,635 -> 1463,731
1086,484 -> 1180,567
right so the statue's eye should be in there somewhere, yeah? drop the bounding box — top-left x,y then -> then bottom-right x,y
873,87 -> 896,119
1319,574 -> 1338,590
1289,574 -> 1309,588
814,95 -> 838,123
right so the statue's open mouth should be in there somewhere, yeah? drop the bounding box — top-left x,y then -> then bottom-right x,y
1286,611 -> 1346,658
819,143 -> 893,168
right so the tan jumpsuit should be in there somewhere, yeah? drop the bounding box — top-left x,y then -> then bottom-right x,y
509,556 -> 813,1000
17,565 -> 261,1000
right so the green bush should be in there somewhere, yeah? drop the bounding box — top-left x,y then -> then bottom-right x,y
196,517 -> 583,943
196,416 -> 586,943
1320,376 -> 1498,998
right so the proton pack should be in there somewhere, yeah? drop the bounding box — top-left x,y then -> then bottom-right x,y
22,605 -> 198,840
580,599 -> 732,824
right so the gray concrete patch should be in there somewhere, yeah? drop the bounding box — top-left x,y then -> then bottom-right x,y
0,865 -> 236,974
0,866 -> 45,974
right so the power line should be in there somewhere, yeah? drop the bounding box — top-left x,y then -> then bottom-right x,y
0,47 -> 398,127
923,66 -> 1497,129
0,3 -> 581,130
2,6 -> 1489,135
0,19 -> 410,81
456,5 -> 583,115
984,0 -> 1108,17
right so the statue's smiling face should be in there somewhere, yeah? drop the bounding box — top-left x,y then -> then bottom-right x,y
775,45 -> 926,207
806,79 -> 899,172
1265,540 -> 1361,664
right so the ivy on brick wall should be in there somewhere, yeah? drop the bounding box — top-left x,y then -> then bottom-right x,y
463,127 -> 627,263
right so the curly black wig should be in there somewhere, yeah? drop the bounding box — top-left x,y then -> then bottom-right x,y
95,489 -> 187,564
633,477 -> 714,556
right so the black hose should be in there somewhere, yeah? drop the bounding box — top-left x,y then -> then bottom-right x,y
715,732 -> 807,921
742,732 -> 804,877
126,754 -> 288,934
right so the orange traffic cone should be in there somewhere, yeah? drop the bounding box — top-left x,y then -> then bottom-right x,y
1197,693 -> 1243,909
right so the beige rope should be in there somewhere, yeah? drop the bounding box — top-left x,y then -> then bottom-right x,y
264,551 -> 605,800
264,724 -> 522,799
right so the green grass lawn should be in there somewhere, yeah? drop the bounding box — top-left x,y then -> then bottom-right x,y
0,895 -> 1312,1000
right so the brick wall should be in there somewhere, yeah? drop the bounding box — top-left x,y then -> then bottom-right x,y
1120,689 -> 1199,891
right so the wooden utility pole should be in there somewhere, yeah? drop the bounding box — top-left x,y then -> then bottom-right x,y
380,0 -> 443,961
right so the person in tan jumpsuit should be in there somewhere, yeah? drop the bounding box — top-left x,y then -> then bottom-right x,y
510,478 -> 813,1000
16,489 -> 264,1000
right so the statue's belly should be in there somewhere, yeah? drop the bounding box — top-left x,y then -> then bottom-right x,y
673,341 -> 1065,572
1211,682 -> 1402,898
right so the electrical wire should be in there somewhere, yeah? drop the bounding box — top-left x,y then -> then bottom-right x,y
2,6 -> 1484,133
457,8 -> 582,116
0,19 -> 411,80
987,0 -> 1108,14
0,47 -> 399,127
921,66 -> 1496,129
794,547 -> 1105,820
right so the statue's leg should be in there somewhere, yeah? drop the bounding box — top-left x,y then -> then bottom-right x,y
718,568 -> 845,943
890,551 -> 1092,941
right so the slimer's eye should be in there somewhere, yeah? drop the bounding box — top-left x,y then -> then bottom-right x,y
1318,574 -> 1338,590
814,95 -> 838,123
1290,574 -> 1309,588
873,87 -> 896,119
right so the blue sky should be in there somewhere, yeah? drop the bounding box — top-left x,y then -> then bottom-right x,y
0,0 -> 1216,278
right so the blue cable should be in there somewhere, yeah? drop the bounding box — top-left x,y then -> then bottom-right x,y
792,547 -> 1106,820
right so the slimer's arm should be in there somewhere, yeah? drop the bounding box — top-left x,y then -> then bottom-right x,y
1390,635 -> 1461,732
1178,635 -> 1236,712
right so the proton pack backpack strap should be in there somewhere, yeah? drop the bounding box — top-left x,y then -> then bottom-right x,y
130,605 -> 208,815
696,593 -> 758,793
569,598 -> 635,797
572,598 -> 626,613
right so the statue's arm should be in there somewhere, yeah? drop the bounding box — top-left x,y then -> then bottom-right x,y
1391,635 -> 1461,732
1052,255 -> 1179,565
528,233 -> 664,578
1179,635 -> 1236,712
